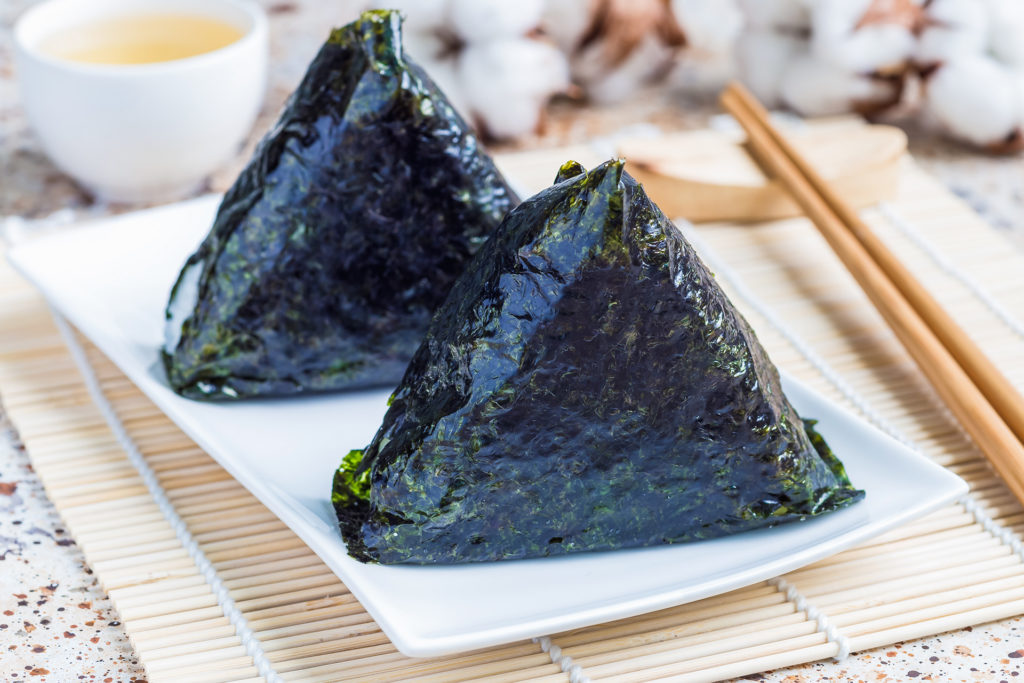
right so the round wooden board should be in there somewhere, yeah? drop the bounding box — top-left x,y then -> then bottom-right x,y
619,120 -> 907,223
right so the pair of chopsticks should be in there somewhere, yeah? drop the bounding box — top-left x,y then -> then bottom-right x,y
720,82 -> 1024,505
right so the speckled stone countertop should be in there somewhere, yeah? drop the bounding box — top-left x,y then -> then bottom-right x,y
3,2 -> 1024,682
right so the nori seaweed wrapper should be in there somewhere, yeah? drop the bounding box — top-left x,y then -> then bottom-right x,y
334,159 -> 864,565
162,10 -> 518,400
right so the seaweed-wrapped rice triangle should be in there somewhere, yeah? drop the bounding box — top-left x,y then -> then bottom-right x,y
334,160 -> 864,564
162,10 -> 518,399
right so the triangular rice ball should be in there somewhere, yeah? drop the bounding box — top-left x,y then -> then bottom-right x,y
334,159 -> 863,564
162,10 -> 518,399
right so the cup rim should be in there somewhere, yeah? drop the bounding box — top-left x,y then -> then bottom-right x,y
13,0 -> 268,76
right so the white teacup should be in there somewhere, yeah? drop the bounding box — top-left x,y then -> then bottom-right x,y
14,0 -> 268,203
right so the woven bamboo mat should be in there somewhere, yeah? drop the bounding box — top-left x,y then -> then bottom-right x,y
3,138 -> 1024,682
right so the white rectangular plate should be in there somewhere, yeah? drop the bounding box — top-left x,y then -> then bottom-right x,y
8,195 -> 967,657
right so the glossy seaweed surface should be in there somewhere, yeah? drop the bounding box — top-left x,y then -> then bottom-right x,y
162,10 -> 518,400
333,160 -> 864,564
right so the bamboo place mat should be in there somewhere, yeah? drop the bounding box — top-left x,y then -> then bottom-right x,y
3,138 -> 1024,682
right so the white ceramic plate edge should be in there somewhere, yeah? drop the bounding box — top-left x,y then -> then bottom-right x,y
6,198 -> 968,656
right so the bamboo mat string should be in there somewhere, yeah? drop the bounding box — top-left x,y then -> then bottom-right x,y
50,311 -> 284,683
959,495 -> 1024,560
875,201 -> 1024,342
768,577 -> 850,661
535,636 -> 591,683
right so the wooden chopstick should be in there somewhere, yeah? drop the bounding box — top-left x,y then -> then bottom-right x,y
718,83 -> 1024,505
726,82 -> 1024,448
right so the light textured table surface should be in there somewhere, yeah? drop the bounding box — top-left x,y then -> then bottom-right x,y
2,1 -> 1024,681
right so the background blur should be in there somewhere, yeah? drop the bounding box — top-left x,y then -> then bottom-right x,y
3,0 -> 1024,240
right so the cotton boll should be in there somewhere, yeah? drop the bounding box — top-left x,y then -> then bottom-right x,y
557,0 -> 685,102
458,39 -> 569,139
831,24 -> 915,72
1007,74 -> 1024,151
671,0 -> 742,55
924,54 -> 1018,148
368,0 -> 451,34
1013,73 -> 1024,121
736,0 -> 810,30
557,0 -> 685,104
779,54 -> 901,116
401,28 -> 452,63
986,0 -> 1024,68
813,23 -> 916,74
916,0 -> 988,66
809,0 -> 916,73
670,49 -> 739,93
539,0 -> 596,54
809,0 -> 872,43
735,30 -> 805,108
573,33 -> 678,103
449,0 -> 545,43
419,56 -> 471,119
663,0 -> 742,92
916,25 -> 987,68
1010,74 -> 1024,133
925,0 -> 988,31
